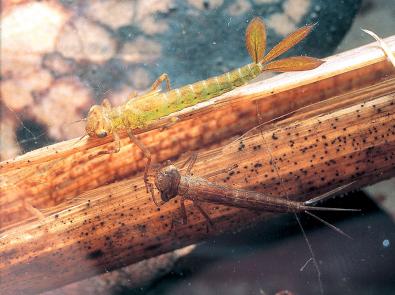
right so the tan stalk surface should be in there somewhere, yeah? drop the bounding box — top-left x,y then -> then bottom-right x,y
1,37 -> 394,229
1,76 -> 395,293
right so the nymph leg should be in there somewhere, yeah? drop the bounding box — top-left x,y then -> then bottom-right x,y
150,73 -> 171,91
127,130 -> 153,196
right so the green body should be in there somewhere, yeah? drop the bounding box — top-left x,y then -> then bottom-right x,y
110,63 -> 263,130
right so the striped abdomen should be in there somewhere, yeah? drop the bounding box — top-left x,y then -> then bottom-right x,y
165,62 -> 263,111
120,63 -> 263,129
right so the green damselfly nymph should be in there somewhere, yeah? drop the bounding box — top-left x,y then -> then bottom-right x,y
85,17 -> 324,193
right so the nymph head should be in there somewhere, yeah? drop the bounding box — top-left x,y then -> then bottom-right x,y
85,105 -> 113,138
155,165 -> 181,202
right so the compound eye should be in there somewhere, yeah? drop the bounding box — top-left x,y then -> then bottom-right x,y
160,192 -> 168,202
97,130 -> 108,138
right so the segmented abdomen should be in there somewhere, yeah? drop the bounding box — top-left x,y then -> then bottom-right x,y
169,62 -> 263,109
121,63 -> 263,129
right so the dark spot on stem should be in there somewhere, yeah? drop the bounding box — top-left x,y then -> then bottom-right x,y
144,243 -> 161,252
86,249 -> 104,260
